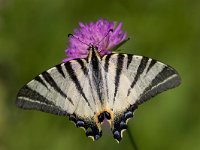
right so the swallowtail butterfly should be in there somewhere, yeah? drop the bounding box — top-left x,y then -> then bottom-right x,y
16,45 -> 181,142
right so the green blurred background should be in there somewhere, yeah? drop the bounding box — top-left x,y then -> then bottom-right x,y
0,0 -> 200,150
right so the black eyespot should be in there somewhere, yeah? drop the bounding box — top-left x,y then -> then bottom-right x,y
93,130 -> 102,141
98,113 -> 104,123
124,111 -> 133,119
76,120 -> 85,127
120,120 -> 127,130
113,130 -> 121,141
105,111 -> 111,120
86,128 -> 93,137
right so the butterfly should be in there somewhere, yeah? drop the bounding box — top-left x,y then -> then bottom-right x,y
16,45 -> 181,142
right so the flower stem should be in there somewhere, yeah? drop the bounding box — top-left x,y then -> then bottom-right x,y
127,129 -> 138,150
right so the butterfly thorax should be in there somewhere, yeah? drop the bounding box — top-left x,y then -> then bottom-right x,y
87,45 -> 101,62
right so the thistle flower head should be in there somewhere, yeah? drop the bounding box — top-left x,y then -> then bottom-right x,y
63,19 -> 127,62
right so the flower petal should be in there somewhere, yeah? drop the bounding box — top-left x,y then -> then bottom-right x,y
63,19 -> 127,62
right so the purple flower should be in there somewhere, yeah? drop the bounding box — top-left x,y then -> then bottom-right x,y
63,19 -> 127,62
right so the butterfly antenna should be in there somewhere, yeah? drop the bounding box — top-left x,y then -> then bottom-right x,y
97,29 -> 113,45
68,34 -> 90,47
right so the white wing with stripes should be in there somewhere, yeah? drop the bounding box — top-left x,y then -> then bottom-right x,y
16,49 -> 181,142
100,53 -> 181,141
16,59 -> 103,140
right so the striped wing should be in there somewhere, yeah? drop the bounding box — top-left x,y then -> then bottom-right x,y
101,53 -> 181,141
16,52 -> 181,142
16,59 -> 102,140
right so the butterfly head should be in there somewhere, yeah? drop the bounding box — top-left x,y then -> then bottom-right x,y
87,44 -> 98,51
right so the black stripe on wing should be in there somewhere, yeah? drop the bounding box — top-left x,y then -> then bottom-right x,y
127,54 -> 133,69
113,54 -> 125,102
76,59 -> 87,75
104,54 -> 112,72
127,56 -> 149,96
146,59 -> 157,73
56,64 -> 65,78
16,85 -> 68,116
34,76 -> 48,89
137,65 -> 181,104
104,54 -> 112,101
64,61 -> 91,108
42,71 -> 67,98
76,59 -> 98,105
17,85 -> 54,106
